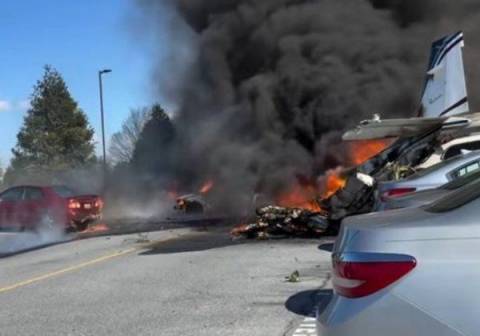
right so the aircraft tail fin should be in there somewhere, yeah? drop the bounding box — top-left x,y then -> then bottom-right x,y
420,31 -> 469,117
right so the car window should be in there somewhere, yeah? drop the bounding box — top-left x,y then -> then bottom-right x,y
24,187 -> 44,200
441,169 -> 480,190
443,141 -> 480,160
405,152 -> 469,180
426,177 -> 480,213
0,188 -> 24,202
52,185 -> 76,198
451,160 -> 480,179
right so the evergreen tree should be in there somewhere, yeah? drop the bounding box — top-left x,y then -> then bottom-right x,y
6,65 -> 95,184
131,104 -> 175,177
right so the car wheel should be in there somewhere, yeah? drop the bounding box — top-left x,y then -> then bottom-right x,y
75,221 -> 89,232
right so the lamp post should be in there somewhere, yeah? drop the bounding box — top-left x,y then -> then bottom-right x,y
98,69 -> 112,182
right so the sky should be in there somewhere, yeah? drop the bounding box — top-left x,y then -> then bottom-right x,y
0,0 -> 170,167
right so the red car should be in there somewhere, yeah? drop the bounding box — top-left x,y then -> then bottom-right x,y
0,185 -> 103,232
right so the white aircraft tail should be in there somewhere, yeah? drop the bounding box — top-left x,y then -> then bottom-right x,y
420,31 -> 469,118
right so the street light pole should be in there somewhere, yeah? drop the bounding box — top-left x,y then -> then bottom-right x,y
98,69 -> 112,185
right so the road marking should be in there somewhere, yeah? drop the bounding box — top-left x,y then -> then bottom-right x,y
0,248 -> 136,294
292,316 -> 317,336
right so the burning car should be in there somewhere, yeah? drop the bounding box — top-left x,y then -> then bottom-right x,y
172,180 -> 214,214
0,185 -> 103,232
174,193 -> 209,214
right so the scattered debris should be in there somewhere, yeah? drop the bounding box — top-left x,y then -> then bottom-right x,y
122,233 -> 151,244
286,270 -> 300,283
136,233 -> 150,243
231,205 -> 329,239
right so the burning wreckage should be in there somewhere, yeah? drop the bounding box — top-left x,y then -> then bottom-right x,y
232,119 -> 479,239
173,180 -> 214,214
233,31 -> 480,239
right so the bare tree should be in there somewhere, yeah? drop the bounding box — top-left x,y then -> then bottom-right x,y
109,107 -> 150,165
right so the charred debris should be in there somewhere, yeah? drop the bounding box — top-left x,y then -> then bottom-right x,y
231,122 -> 464,239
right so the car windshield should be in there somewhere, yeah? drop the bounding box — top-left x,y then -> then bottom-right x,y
52,185 -> 76,198
426,177 -> 480,213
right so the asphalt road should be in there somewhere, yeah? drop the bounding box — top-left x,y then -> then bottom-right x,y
0,226 -> 333,336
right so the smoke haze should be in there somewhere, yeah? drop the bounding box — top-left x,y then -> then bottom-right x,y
134,0 -> 480,212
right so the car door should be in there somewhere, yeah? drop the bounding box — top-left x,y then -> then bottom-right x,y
0,187 -> 25,229
21,187 -> 46,229
0,190 -> 9,228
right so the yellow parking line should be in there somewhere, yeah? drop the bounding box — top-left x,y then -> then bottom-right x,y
0,248 -> 136,294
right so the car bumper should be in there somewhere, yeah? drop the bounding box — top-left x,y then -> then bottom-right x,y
317,293 -> 463,336
68,212 -> 101,225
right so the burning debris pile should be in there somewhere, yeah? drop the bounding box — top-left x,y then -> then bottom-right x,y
232,206 -> 328,239
232,141 -> 388,239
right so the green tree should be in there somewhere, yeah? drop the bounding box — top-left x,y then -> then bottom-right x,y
131,104 -> 175,177
6,65 -> 95,184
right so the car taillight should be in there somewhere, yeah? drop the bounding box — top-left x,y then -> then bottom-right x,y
381,187 -> 416,200
68,200 -> 81,209
332,252 -> 416,298
94,198 -> 104,209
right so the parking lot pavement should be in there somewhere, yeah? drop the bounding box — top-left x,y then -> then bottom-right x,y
0,226 -> 333,335
0,229 -> 72,256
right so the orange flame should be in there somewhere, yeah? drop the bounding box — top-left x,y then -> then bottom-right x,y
348,139 -> 394,166
321,169 -> 347,198
199,180 -> 214,194
276,169 -> 347,212
82,223 -> 109,233
276,183 -> 322,212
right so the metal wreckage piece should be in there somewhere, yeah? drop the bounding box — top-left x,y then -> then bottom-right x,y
232,127 -> 443,239
231,205 -> 330,239
175,194 -> 209,214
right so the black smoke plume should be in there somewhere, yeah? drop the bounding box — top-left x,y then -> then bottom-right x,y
135,0 -> 480,212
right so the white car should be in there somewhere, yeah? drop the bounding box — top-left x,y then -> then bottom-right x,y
317,176 -> 480,336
